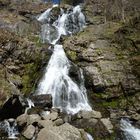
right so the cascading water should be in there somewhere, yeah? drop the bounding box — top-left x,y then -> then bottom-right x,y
24,98 -> 35,114
36,44 -> 91,114
120,119 -> 140,140
0,119 -> 19,139
38,5 -> 86,45
87,133 -> 94,140
36,5 -> 91,114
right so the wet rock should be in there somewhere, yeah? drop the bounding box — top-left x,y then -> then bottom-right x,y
69,63 -> 82,85
22,125 -> 35,139
30,94 -> 52,108
135,120 -> 140,128
101,118 -> 114,133
40,24 -> 59,44
49,7 -> 61,24
43,112 -> 58,121
27,114 -> 41,125
0,95 -> 25,120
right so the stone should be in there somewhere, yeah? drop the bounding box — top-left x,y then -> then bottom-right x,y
16,114 -> 28,128
37,128 -> 63,140
131,113 -> 140,121
56,123 -> 83,140
43,112 -> 58,121
80,110 -> 102,119
54,118 -> 64,126
93,120 -> 111,139
37,123 -> 83,140
27,114 -> 41,125
0,95 -> 25,120
22,125 -> 35,139
38,120 -> 53,128
101,118 -> 113,133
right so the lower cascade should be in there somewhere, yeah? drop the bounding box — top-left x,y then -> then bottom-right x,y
0,119 -> 19,139
36,44 -> 91,114
120,119 -> 140,140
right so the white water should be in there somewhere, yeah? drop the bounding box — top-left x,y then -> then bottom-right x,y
120,119 -> 140,140
37,8 -> 52,23
38,5 -> 86,44
36,5 -> 91,114
36,44 -> 91,114
87,133 -> 94,140
37,5 -> 58,22
0,119 -> 19,139
24,98 -> 35,114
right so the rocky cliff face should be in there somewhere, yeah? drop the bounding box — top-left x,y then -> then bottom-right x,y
63,0 -> 140,119
0,0 -> 52,104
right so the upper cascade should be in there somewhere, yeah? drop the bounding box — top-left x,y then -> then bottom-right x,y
37,5 -> 86,44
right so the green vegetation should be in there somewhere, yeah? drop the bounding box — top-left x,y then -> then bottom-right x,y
67,50 -> 77,61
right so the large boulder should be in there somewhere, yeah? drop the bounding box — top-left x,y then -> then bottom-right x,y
27,114 -> 41,125
0,95 -> 25,120
16,114 -> 28,129
79,110 -> 102,119
37,123 -> 85,140
30,94 -> 52,108
101,118 -> 114,133
43,112 -> 58,121
22,125 -> 36,139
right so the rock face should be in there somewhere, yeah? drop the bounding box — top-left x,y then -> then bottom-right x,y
0,0 -> 52,106
63,0 -> 140,120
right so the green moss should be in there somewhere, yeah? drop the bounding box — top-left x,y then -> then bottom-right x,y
102,100 -> 118,108
28,35 -> 42,47
21,63 -> 40,95
86,127 -> 93,134
67,50 -> 77,61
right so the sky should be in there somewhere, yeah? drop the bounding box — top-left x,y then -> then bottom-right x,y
52,0 -> 60,4
43,0 -> 60,4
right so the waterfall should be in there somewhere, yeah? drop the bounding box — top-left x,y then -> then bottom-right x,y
36,44 -> 91,114
24,98 -> 35,114
87,133 -> 94,140
0,119 -> 19,139
38,5 -> 86,44
36,5 -> 91,114
120,119 -> 140,140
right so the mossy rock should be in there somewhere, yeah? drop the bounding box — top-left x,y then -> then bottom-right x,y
67,50 -> 77,61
